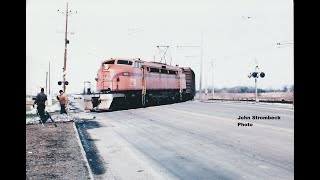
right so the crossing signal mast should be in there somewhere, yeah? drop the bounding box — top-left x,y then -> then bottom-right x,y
248,64 -> 265,102
57,2 -> 77,92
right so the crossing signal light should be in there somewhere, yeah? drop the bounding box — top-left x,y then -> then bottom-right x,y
65,81 -> 69,85
58,81 -> 62,85
260,72 -> 265,78
252,72 -> 258,78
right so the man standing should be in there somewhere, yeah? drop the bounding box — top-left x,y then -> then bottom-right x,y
33,88 -> 47,122
57,90 -> 68,114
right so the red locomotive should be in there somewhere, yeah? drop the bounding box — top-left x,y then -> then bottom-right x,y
83,58 -> 195,111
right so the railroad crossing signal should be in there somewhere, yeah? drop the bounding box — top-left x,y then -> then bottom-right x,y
248,65 -> 265,103
58,81 -> 69,85
248,71 -> 265,78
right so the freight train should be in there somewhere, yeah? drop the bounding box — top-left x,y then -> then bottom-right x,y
83,58 -> 195,111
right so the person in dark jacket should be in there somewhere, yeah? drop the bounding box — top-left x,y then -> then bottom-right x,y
33,88 -> 48,122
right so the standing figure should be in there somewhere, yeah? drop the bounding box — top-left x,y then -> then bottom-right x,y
33,88 -> 48,122
57,90 -> 68,114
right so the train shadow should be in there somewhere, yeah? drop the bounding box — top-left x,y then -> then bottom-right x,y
95,100 -> 187,113
75,120 -> 106,175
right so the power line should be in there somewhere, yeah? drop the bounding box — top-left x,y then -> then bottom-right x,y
176,32 -> 204,101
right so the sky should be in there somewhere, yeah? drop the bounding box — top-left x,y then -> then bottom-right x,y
26,0 -> 293,95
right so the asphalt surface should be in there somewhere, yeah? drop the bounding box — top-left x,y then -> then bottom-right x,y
74,99 -> 294,180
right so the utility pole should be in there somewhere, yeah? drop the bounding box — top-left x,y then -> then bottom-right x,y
62,2 -> 68,92
199,33 -> 204,101
255,65 -> 258,102
57,2 -> 77,93
276,40 -> 294,106
49,61 -> 50,95
46,72 -> 48,94
210,60 -> 214,99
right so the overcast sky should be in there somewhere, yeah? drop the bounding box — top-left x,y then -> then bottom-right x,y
26,0 -> 293,95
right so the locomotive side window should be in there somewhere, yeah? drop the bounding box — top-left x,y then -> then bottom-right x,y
150,68 -> 159,73
117,60 -> 133,66
160,69 -> 168,74
169,70 -> 177,74
134,61 -> 142,68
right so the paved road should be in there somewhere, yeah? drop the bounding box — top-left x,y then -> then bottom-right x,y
73,100 -> 294,180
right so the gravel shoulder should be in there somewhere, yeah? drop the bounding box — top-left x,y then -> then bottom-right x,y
26,122 -> 92,180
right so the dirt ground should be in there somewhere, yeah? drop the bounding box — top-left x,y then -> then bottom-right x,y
26,122 -> 91,180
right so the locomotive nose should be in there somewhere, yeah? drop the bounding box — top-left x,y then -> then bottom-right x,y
104,64 -> 110,70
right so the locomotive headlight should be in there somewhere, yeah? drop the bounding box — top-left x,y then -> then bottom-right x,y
123,72 -> 129,76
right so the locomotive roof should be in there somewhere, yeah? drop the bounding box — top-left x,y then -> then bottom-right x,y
102,58 -> 182,70
143,61 -> 180,70
102,58 -> 144,62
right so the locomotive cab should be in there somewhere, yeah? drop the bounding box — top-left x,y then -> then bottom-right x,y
96,59 -> 143,92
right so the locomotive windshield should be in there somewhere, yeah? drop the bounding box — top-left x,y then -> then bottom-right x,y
117,60 -> 133,66
102,60 -> 115,67
103,60 -> 115,64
